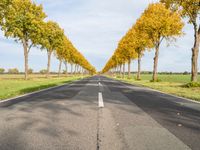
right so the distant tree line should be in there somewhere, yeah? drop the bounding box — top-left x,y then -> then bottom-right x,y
108,70 -> 199,75
0,67 -> 89,74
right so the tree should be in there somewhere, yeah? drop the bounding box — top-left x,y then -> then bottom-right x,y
56,37 -> 71,76
28,68 -> 33,74
8,68 -> 19,74
117,29 -> 138,79
2,0 -> 46,80
40,69 -> 47,74
0,68 -> 5,74
133,18 -> 153,80
39,21 -> 64,78
161,0 -> 200,82
138,3 -> 184,81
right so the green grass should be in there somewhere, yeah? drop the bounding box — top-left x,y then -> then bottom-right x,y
113,74 -> 200,102
121,74 -> 200,83
0,74 -> 86,100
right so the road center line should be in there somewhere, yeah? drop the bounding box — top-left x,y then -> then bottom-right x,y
98,82 -> 102,86
98,92 -> 104,108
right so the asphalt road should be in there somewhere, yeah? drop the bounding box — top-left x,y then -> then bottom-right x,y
0,76 -> 200,150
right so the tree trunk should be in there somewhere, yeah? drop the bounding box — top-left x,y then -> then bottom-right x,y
64,61 -> 68,75
191,24 -> 200,82
82,68 -> 84,75
71,63 -> 73,75
153,43 -> 160,81
74,64 -> 77,75
79,66 -> 81,74
77,65 -> 79,74
123,63 -> 125,78
47,51 -> 52,78
58,60 -> 62,77
117,66 -> 119,76
120,64 -> 122,78
75,65 -> 77,74
114,67 -> 116,77
80,67 -> 83,76
128,59 -> 131,79
22,39 -> 29,80
137,53 -> 141,80
132,61 -> 134,79
77,65 -> 80,74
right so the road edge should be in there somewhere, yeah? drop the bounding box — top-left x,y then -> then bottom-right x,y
0,77 -> 87,107
107,76 -> 200,105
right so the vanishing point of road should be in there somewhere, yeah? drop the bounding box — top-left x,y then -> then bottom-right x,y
0,76 -> 200,150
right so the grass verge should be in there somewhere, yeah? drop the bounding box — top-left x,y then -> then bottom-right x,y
111,74 -> 200,102
0,75 -> 86,100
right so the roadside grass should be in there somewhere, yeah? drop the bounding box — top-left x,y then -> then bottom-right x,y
0,74 -> 70,79
0,74 -> 86,100
113,74 -> 200,102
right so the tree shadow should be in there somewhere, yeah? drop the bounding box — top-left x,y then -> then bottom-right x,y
103,77 -> 200,150
98,77 -> 200,149
0,79 -> 91,140
0,77 -> 102,150
19,84 -> 58,94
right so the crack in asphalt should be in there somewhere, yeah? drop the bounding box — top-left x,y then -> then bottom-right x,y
97,79 -> 103,150
97,107 -> 104,150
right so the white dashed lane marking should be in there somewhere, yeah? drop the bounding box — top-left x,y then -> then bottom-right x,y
98,92 -> 104,108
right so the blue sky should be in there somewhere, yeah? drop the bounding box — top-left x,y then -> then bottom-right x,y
0,0 -> 199,72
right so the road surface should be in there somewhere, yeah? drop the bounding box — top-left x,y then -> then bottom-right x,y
0,76 -> 200,150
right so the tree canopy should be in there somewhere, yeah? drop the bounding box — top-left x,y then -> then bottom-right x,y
161,0 -> 200,82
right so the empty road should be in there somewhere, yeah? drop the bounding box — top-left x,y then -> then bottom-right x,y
0,76 -> 200,150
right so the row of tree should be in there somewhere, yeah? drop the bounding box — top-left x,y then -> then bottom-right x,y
102,1 -> 199,82
0,68 -> 88,74
0,0 -> 96,80
0,68 -> 20,74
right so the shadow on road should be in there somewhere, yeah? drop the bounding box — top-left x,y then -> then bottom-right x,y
102,77 -> 200,150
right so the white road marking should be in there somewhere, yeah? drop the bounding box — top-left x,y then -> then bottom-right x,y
99,82 -> 104,92
98,82 -> 102,86
98,92 -> 104,108
178,124 -> 182,127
